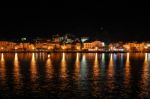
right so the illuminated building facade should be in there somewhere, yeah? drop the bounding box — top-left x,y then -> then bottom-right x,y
123,42 -> 145,52
0,41 -> 16,51
83,40 -> 105,50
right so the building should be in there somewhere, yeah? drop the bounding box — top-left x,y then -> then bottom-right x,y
75,43 -> 82,50
52,34 -> 63,43
108,42 -> 125,51
83,40 -> 105,51
0,41 -> 16,51
14,43 -> 36,51
123,42 -> 145,52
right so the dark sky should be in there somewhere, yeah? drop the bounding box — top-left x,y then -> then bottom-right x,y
0,1 -> 150,41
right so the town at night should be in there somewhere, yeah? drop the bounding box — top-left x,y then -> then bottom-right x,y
0,1 -> 150,99
1,34 -> 150,53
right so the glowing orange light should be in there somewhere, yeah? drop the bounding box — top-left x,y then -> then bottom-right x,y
13,53 -> 21,89
76,46 -> 80,50
95,47 -> 98,50
15,47 -> 18,50
124,53 -> 130,87
93,53 -> 100,79
0,53 -> 6,82
1,47 -> 4,50
140,53 -> 149,94
32,47 -> 35,50
60,53 -> 67,80
48,54 -> 50,58
30,53 -> 37,82
61,45 -> 66,50
108,54 -> 114,77
46,54 -> 53,79
75,53 -> 80,80
107,54 -> 114,92
144,46 -> 148,49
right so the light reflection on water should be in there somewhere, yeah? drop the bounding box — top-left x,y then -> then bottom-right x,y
0,53 -> 150,98
75,53 -> 80,80
0,53 -> 6,83
139,53 -> 149,97
93,53 -> 100,79
101,53 -> 105,76
46,54 -> 53,80
81,54 -> 87,80
108,54 -> 114,78
124,53 -> 130,86
13,53 -> 22,91
30,53 -> 38,82
106,54 -> 114,94
60,53 -> 67,80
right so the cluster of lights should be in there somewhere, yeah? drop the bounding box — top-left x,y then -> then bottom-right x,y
61,45 -> 66,50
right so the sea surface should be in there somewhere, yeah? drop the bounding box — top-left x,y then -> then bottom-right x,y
0,53 -> 150,98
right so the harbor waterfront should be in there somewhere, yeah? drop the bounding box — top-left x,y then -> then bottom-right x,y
1,34 -> 150,53
1,3 -> 150,99
0,50 -> 150,53
0,52 -> 150,98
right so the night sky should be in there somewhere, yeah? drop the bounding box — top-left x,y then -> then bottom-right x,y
0,1 -> 150,41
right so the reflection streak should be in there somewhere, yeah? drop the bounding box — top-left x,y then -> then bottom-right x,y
120,53 -> 124,67
60,53 -> 67,79
140,53 -> 149,96
107,54 -> 114,92
101,53 -> 105,66
93,53 -> 100,79
30,53 -> 38,81
124,53 -> 130,86
0,53 -> 6,82
81,54 -> 87,80
108,54 -> 114,77
75,53 -> 80,80
14,53 -> 21,85
46,54 -> 53,79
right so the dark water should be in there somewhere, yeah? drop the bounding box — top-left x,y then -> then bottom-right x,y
0,53 -> 150,98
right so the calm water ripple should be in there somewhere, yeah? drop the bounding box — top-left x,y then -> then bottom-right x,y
0,53 -> 150,98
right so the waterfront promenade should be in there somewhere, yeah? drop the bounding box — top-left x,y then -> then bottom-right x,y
0,50 -> 148,53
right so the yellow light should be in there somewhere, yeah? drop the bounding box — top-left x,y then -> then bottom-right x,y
32,47 -> 35,50
76,46 -> 80,50
48,54 -> 50,58
75,53 -> 80,80
13,53 -> 21,86
31,53 -> 37,82
76,53 -> 80,63
95,47 -> 98,50
61,45 -> 66,50
108,54 -> 114,77
0,53 -> 6,81
144,53 -> 148,65
126,53 -> 130,65
124,53 -> 130,87
60,53 -> 67,79
93,53 -> 99,79
141,53 -> 149,90
15,47 -> 18,50
46,53 -> 53,79
48,47 -> 51,50
1,47 -> 4,50
147,44 -> 150,47
107,54 -> 114,90
1,53 -> 4,62
144,46 -> 148,49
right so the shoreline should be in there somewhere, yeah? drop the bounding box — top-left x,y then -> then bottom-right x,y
0,50 -> 149,53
